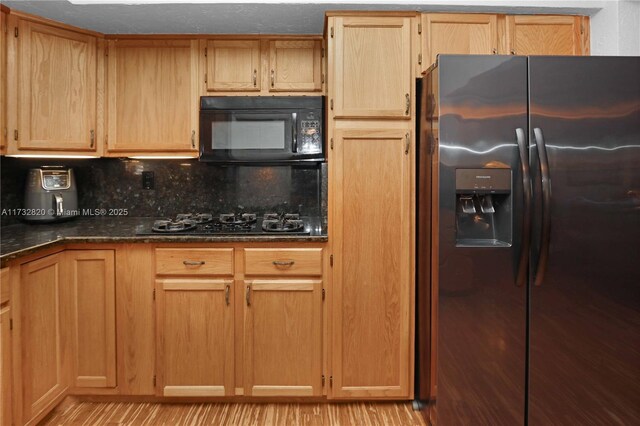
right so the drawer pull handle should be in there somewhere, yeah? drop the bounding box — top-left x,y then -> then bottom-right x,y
246,285 -> 251,306
225,284 -> 230,306
183,260 -> 205,266
273,260 -> 295,267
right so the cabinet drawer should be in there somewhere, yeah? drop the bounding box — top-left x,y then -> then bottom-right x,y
244,248 -> 322,276
0,268 -> 9,304
155,248 -> 234,276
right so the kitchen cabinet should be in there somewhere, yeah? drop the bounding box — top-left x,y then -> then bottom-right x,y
0,268 -> 11,426
416,13 -> 589,74
330,129 -> 413,398
268,40 -> 322,92
154,248 -> 234,397
420,13 -> 498,72
206,39 -> 261,92
203,38 -> 323,95
115,244 -> 156,395
0,307 -> 10,426
243,248 -> 323,397
18,253 -> 70,424
13,19 -> 98,154
106,39 -> 199,156
505,15 -> 589,55
0,8 -> 6,155
152,245 -> 325,398
328,14 -> 413,119
65,250 -> 116,389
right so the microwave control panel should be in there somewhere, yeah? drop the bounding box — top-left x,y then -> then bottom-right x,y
299,113 -> 322,154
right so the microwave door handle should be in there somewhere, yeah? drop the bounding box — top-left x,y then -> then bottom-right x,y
292,112 -> 298,153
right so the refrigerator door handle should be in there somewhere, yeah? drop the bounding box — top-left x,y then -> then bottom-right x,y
515,128 -> 531,288
533,127 -> 552,287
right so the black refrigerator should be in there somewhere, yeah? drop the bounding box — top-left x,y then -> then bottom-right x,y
415,55 -> 640,425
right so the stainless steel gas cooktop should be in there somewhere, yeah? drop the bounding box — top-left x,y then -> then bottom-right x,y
135,212 -> 320,236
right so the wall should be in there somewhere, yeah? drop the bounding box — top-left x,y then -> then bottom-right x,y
0,157 -> 325,226
590,0 -> 640,55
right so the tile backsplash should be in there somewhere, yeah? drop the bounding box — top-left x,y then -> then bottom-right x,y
0,157 -> 326,226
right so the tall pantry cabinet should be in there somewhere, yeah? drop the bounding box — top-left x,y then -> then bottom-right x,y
326,12 -> 416,399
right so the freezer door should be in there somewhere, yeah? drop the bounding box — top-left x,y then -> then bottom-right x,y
528,56 -> 640,425
433,55 -> 528,425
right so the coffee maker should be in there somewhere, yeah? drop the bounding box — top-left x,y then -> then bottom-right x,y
24,166 -> 78,222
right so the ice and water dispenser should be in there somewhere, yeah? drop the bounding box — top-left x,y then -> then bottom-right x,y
455,168 -> 512,247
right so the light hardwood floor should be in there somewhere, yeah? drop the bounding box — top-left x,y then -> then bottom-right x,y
39,400 -> 427,425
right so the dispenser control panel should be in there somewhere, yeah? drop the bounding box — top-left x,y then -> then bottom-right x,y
455,168 -> 511,193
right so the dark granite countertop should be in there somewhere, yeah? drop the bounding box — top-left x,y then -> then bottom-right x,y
0,217 -> 328,266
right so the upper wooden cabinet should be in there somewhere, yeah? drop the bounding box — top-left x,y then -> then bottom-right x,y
269,40 -> 322,92
106,39 -> 199,156
14,20 -> 98,154
421,13 -> 498,68
417,13 -> 590,74
206,39 -> 261,92
506,15 -> 589,56
0,10 -> 6,155
202,38 -> 323,95
329,15 -> 413,119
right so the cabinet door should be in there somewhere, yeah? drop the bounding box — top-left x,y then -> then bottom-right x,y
331,16 -> 412,119
331,129 -> 412,398
422,13 -> 498,69
156,279 -> 234,396
244,279 -> 322,397
206,40 -> 261,92
268,40 -> 321,92
107,39 -> 199,154
20,253 -> 69,423
0,306 -> 11,426
17,20 -> 97,152
0,11 -> 6,155
65,250 -> 116,388
506,15 -> 588,56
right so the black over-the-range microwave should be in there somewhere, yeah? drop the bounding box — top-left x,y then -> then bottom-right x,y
199,96 -> 325,164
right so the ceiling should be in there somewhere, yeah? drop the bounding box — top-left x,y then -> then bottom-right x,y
2,1 -> 603,34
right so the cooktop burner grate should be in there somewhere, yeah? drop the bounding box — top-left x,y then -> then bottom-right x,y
152,219 -> 198,233
141,212 -> 315,236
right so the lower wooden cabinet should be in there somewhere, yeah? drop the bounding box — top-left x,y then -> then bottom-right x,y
330,129 -> 413,399
65,250 -> 116,389
155,278 -> 234,397
19,253 -> 69,424
152,245 -> 326,398
243,279 -> 323,397
0,305 -> 11,426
